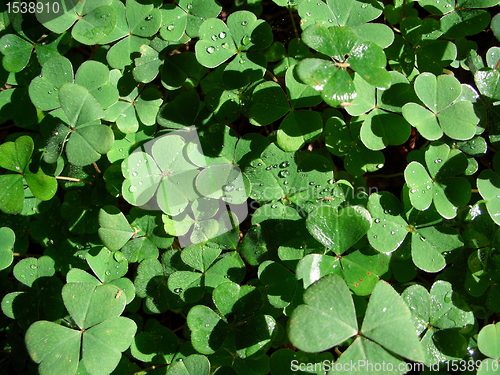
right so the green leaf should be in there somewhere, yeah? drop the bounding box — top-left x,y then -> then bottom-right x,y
477,170 -> 500,225
360,109 -> 411,151
367,192 -> 408,253
411,226 -> 463,273
0,34 -> 33,73
479,323 -> 500,359
168,354 -> 210,375
0,227 -> 15,270
258,261 -> 297,308
24,170 -> 58,201
82,316 -> 137,374
288,274 -> 358,352
296,58 -> 356,107
126,0 -> 161,37
160,5 -> 187,41
86,247 -> 128,282
404,162 -> 433,211
133,45 -> 162,83
195,18 -> 236,68
98,206 -> 135,251
75,60 -> 119,109
25,321 -> 81,375
361,280 -> 425,362
249,81 -> 290,126
0,175 -> 24,214
187,305 -> 229,354
277,110 -> 322,152
72,5 -> 117,45
29,55 -> 74,111
62,282 -> 127,329
0,135 -> 33,172
306,203 -> 372,255
296,254 -> 341,289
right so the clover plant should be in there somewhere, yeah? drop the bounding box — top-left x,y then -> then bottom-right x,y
3,0 -> 500,374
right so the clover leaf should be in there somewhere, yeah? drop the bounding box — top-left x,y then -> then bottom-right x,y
477,170 -> 500,226
42,83 -> 114,166
37,0 -> 117,45
187,281 -> 275,358
296,24 -> 390,107
367,191 -> 464,273
404,141 -> 471,219
25,283 -> 136,375
402,73 -> 479,141
324,115 -> 385,175
289,274 -> 425,363
0,135 -> 57,214
403,281 -> 475,365
195,11 -> 272,88
1,256 -> 64,329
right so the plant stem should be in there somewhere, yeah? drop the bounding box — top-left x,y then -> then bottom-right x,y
495,57 -> 500,71
93,162 -> 102,174
55,176 -> 93,185
288,6 -> 300,40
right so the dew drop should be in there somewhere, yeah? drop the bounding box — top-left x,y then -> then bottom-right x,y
167,25 -> 175,31
211,35 -> 218,41
219,31 -> 226,38
221,42 -> 229,49
30,264 -> 37,270
434,159 -> 442,163
241,21 -> 248,26
278,170 -> 289,178
146,15 -> 153,20
242,35 -> 252,45
280,161 -> 290,168
271,204 -> 277,208
239,59 -> 247,64
309,181 -> 315,185
206,46 -> 215,54
129,186 -> 137,193
284,180 -> 289,185
265,166 -> 272,171
132,171 -> 138,177
174,288 -> 183,293
375,218 -> 380,223
373,235 -> 378,239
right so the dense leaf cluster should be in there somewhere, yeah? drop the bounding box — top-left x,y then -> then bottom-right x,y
2,0 -> 500,374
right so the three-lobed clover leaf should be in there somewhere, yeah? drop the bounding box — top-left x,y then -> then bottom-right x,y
187,280 -> 275,358
25,282 -> 136,375
195,11 -> 272,88
404,141 -> 471,219
0,135 -> 57,214
297,23 -> 391,107
288,274 -> 425,364
41,83 -> 114,166
403,281 -> 475,365
368,190 -> 463,273
37,0 -> 117,45
402,72 -> 479,141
